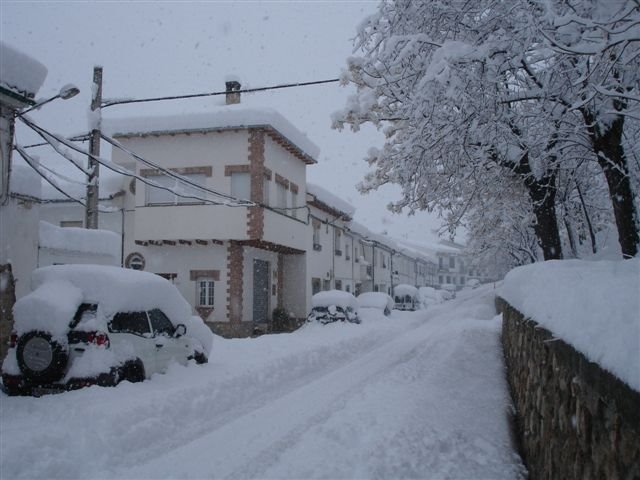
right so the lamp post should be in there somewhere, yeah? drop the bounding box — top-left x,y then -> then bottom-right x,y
16,84 -> 80,117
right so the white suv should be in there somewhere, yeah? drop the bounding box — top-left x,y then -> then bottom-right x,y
2,265 -> 212,396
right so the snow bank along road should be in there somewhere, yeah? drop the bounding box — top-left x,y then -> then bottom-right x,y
1,286 -> 525,479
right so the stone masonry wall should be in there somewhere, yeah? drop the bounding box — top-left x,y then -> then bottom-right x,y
497,297 -> 640,480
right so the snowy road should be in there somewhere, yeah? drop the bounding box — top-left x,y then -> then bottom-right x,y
1,287 -> 525,479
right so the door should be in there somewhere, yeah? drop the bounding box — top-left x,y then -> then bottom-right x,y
148,309 -> 191,371
253,259 -> 270,323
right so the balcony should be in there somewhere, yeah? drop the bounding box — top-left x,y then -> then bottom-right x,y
134,204 -> 248,241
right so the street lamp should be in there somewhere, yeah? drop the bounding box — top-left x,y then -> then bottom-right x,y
17,83 -> 80,116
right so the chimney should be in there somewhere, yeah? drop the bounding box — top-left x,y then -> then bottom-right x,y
225,80 -> 241,105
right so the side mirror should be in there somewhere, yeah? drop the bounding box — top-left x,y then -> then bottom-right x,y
175,324 -> 186,338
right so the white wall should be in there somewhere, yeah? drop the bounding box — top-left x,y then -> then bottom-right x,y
0,198 -> 38,299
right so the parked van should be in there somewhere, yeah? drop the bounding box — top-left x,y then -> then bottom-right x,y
393,284 -> 419,311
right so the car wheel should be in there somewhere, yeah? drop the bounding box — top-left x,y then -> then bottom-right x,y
120,359 -> 145,383
189,351 -> 208,365
16,331 -> 69,384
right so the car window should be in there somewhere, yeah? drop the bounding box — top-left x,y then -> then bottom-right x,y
70,303 -> 98,328
148,309 -> 175,336
109,311 -> 151,335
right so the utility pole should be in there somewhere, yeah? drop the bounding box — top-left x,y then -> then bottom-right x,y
85,66 -> 102,229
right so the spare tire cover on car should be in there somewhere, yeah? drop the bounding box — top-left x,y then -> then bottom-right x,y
16,331 -> 69,384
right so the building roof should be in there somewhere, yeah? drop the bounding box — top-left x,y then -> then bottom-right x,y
0,41 -> 47,106
307,183 -> 355,220
103,106 -> 320,165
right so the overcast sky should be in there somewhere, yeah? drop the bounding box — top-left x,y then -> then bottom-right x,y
2,1 -> 448,243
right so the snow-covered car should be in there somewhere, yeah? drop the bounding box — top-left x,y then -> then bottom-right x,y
308,290 -> 360,324
467,278 -> 481,289
1,265 -> 213,396
440,283 -> 457,300
418,286 -> 444,308
356,292 -> 394,316
393,284 -> 419,311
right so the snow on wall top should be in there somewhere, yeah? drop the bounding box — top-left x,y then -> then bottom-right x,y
307,183 -> 355,218
500,259 -> 640,391
0,41 -> 47,101
39,221 -> 120,259
102,105 -> 320,162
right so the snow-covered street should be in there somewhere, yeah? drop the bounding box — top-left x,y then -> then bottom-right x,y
1,286 -> 525,479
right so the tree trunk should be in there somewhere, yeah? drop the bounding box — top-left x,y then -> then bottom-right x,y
509,151 -> 563,261
584,111 -> 639,259
526,177 -> 563,260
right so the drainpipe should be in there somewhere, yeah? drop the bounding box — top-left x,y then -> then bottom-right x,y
331,222 -> 335,289
371,243 -> 375,291
390,250 -> 394,296
120,208 -> 125,267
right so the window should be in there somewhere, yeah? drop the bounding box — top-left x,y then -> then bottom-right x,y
277,182 -> 287,209
312,278 -> 321,295
290,190 -> 298,219
334,229 -> 342,256
449,256 -> 455,268
312,220 -> 321,250
60,220 -> 83,228
197,278 -> 215,307
109,311 -> 151,336
345,284 -> 351,293
146,173 -> 206,205
148,309 -> 175,336
230,172 -> 250,201
439,257 -> 444,269
335,279 -> 342,290
446,276 -> 451,283
323,279 -> 330,291
439,275 -> 443,284
374,284 -> 379,292
263,177 -> 270,205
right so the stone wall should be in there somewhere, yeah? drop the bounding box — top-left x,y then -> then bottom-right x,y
497,297 -> 640,480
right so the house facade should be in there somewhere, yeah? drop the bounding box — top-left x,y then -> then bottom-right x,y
0,42 -> 48,360
105,90 -> 317,337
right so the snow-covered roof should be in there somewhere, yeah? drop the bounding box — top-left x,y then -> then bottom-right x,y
307,183 -> 355,219
9,163 -> 42,198
0,41 -> 47,103
500,259 -> 640,391
39,221 -> 120,258
395,237 -> 461,257
103,105 -> 320,164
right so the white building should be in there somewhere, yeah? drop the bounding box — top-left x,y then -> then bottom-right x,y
103,84 -> 317,337
0,42 -> 48,359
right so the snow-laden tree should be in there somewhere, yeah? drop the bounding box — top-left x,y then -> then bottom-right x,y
527,0 -> 640,258
335,0 -> 640,260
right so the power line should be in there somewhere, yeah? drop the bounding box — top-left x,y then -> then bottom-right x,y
14,145 -> 110,213
101,78 -> 340,108
18,116 -> 255,208
101,133 -> 253,206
